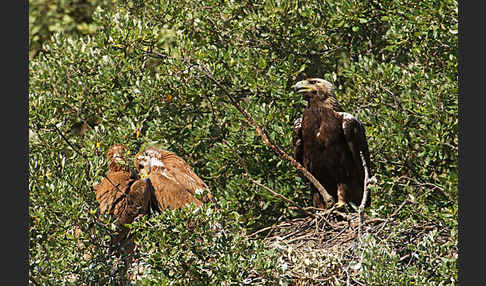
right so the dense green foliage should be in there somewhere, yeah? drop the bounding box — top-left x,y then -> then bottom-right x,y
29,0 -> 458,284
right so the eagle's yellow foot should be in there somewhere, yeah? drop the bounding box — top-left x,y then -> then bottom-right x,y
334,201 -> 347,210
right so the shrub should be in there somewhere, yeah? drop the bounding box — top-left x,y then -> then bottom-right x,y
29,0 -> 457,284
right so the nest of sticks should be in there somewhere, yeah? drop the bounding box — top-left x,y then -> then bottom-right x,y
247,201 -> 456,285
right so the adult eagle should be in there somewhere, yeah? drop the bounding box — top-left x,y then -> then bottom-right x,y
133,147 -> 215,211
292,78 -> 371,209
93,144 -> 151,253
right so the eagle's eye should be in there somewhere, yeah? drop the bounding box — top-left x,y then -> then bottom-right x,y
308,80 -> 316,84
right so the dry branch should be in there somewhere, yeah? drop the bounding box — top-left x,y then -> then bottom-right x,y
197,64 -> 335,207
52,123 -> 89,163
358,150 -> 370,235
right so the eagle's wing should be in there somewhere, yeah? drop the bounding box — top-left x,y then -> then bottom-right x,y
94,171 -> 133,215
292,117 -> 304,164
339,112 -> 372,182
93,172 -> 150,220
160,151 -> 216,203
164,154 -> 208,191
126,179 -> 151,218
141,148 -> 207,192
94,172 -> 151,252
136,148 -> 216,206
147,172 -> 203,210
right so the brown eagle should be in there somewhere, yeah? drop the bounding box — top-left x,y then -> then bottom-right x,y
292,78 -> 371,209
93,144 -> 151,253
133,147 -> 215,211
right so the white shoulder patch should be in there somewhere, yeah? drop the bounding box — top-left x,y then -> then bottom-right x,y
338,112 -> 362,123
338,112 -> 355,121
294,118 -> 302,129
337,112 -> 363,130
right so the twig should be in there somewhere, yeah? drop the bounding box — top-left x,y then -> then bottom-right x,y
280,225 -> 311,241
198,64 -> 335,207
247,224 -> 280,238
382,85 -> 396,98
289,206 -> 326,212
388,200 -> 413,219
415,181 -> 453,201
285,232 -> 318,244
351,278 -> 365,286
364,217 -> 386,224
323,227 -> 349,246
52,123 -> 89,163
358,151 -> 370,236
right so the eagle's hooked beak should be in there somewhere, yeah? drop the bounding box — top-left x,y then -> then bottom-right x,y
293,80 -> 315,94
140,165 -> 151,179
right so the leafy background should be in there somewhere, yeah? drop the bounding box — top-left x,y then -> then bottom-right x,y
29,0 -> 458,284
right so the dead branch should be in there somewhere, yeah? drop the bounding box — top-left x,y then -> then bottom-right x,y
52,123 -> 90,164
358,150 -> 370,236
389,200 -> 414,219
197,64 -> 335,207
247,224 -> 280,238
289,206 -> 352,221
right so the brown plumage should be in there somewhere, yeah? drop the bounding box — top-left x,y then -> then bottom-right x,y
93,144 -> 151,252
292,78 -> 371,209
133,147 -> 215,211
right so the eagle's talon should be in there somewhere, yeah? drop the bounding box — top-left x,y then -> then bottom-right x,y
334,201 -> 347,210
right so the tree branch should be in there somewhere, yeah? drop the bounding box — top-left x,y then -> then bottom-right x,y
52,123 -> 89,163
358,150 -> 370,236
